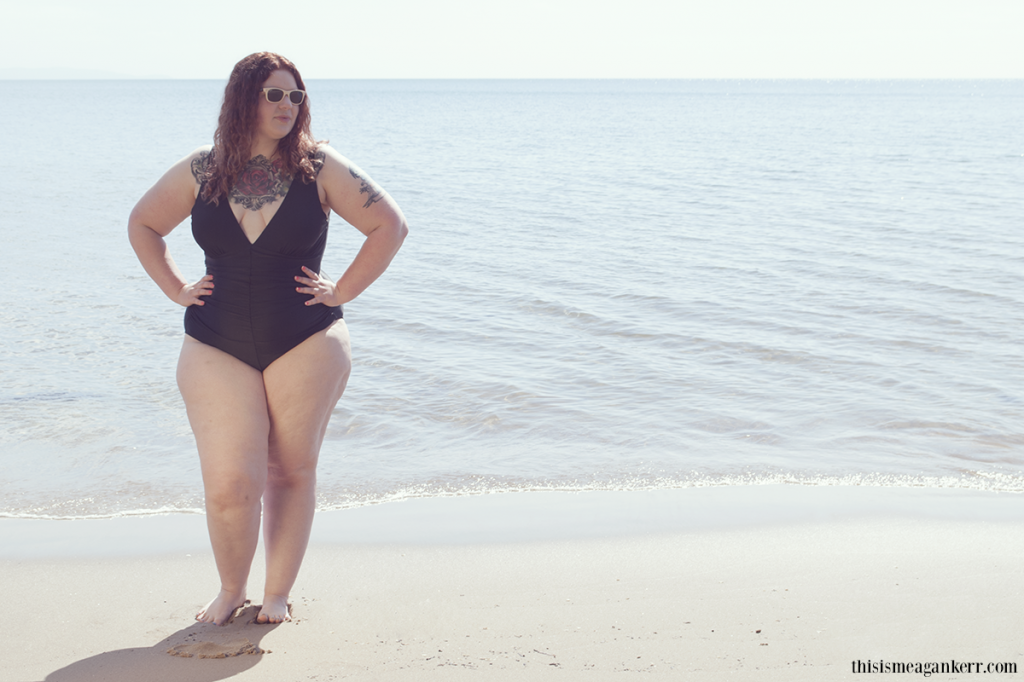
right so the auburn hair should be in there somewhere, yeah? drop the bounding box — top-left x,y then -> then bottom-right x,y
199,52 -> 320,203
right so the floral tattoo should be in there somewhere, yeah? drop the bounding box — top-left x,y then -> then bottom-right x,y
190,151 -> 210,182
349,167 -> 384,209
230,155 -> 292,210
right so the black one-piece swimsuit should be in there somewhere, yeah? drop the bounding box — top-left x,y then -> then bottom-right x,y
184,177 -> 343,371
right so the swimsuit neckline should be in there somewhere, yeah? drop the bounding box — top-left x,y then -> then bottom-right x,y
228,182 -> 296,246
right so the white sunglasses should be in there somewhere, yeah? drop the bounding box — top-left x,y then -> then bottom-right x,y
262,87 -> 306,104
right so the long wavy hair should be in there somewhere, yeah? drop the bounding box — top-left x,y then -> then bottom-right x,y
199,52 -> 320,203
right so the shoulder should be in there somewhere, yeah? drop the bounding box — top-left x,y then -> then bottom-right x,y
316,144 -> 380,189
315,145 -> 394,223
129,145 -> 211,234
307,145 -> 328,176
188,145 -> 215,184
314,143 -> 350,176
315,144 -> 365,190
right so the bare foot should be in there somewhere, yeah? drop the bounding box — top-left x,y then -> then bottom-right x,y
256,593 -> 291,624
196,589 -> 247,625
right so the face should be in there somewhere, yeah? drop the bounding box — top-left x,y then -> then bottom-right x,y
255,69 -> 300,146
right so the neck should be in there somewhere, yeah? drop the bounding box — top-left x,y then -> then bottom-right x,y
250,138 -> 280,161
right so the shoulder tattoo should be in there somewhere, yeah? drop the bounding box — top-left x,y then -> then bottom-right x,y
311,149 -> 326,175
190,151 -> 210,182
230,155 -> 292,211
349,167 -> 384,209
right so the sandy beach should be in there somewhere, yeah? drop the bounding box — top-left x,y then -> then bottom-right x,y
5,486 -> 1023,681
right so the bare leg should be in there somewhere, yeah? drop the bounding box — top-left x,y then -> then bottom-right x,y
257,320 -> 351,623
177,336 -> 271,625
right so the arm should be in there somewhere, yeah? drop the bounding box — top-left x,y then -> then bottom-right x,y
127,147 -> 213,306
298,145 -> 408,306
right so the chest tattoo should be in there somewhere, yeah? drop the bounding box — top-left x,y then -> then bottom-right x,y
231,155 -> 292,211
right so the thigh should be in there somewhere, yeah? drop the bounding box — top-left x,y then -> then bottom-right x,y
262,320 -> 352,469
177,336 -> 271,484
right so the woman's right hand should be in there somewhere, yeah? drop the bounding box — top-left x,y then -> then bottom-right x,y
176,275 -> 214,307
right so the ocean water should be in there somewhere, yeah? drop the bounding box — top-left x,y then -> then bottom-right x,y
1,79 -> 1022,520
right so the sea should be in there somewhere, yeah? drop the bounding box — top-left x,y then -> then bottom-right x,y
1,79 -> 1021,520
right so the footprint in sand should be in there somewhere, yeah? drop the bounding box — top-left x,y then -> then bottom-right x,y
167,638 -> 264,658
164,604 -> 273,659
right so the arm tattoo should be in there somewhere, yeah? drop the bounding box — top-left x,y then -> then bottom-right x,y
190,151 -> 210,183
349,167 -> 384,209
229,155 -> 292,211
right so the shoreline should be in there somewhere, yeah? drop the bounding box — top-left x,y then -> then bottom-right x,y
2,484 -> 1023,559
7,486 -> 1024,680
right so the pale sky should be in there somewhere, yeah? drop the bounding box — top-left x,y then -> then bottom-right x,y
4,0 -> 1022,79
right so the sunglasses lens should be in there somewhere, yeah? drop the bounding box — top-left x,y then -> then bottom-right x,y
266,88 -> 285,102
289,91 -> 305,104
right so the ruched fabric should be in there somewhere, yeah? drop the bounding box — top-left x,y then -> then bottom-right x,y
184,178 -> 342,371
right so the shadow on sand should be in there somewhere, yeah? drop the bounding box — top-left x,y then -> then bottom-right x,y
36,604 -> 281,682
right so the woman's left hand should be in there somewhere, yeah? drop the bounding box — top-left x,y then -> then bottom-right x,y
295,266 -> 342,307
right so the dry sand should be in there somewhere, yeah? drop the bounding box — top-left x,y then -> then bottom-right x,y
4,486 -> 1023,681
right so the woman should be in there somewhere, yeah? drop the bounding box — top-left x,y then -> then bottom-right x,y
128,52 -> 408,626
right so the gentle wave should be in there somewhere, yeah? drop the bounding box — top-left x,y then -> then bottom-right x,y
5,473 -> 1024,521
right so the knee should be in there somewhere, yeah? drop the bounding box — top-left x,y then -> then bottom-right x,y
204,474 -> 265,514
267,459 -> 316,490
